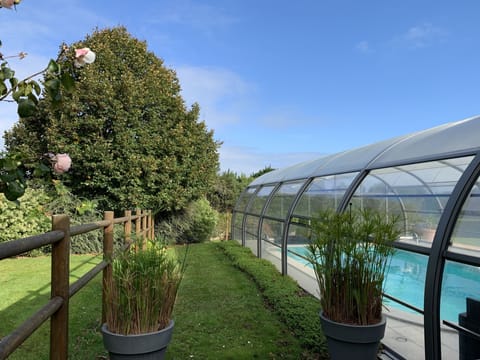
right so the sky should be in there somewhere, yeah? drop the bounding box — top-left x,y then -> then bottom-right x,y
1,1 -> 480,175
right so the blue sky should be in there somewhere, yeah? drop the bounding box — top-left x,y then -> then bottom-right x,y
1,1 -> 480,174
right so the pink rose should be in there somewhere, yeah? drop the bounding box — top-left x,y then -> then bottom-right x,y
74,47 -> 96,68
0,0 -> 15,8
53,154 -> 72,174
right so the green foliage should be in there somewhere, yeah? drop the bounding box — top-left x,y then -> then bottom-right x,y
0,153 -> 27,201
1,43 -> 76,118
217,240 -> 328,355
207,170 -> 252,213
184,197 -> 218,243
212,211 -> 231,240
45,181 -> 104,254
155,210 -> 192,245
0,179 -> 104,255
306,207 -> 400,325
250,165 -> 275,179
0,184 -> 50,244
5,26 -> 220,213
156,198 -> 218,244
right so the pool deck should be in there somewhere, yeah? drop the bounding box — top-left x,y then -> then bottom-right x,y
383,308 -> 458,359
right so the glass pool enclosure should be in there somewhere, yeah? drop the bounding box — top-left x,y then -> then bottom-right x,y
232,115 -> 480,360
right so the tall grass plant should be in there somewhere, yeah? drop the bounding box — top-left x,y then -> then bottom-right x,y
104,240 -> 185,335
307,208 -> 400,325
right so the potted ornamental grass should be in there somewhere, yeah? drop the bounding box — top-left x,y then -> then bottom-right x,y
101,239 -> 186,359
306,207 -> 400,360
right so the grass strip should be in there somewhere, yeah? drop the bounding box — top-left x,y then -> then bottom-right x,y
167,242 -> 313,359
216,241 -> 328,358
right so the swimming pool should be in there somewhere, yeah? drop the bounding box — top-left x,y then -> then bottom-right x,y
285,246 -> 480,322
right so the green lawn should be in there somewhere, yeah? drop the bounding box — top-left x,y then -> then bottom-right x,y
0,243 -> 318,359
0,254 -> 105,359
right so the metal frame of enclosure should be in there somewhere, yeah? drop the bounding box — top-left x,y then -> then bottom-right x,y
231,115 -> 480,360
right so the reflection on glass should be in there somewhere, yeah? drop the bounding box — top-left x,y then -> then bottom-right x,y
235,187 -> 257,212
245,215 -> 259,241
264,181 -> 305,220
384,250 -> 427,314
261,219 -> 284,245
441,260 -> 480,322
248,185 -> 275,215
245,215 -> 259,255
351,157 -> 473,248
293,172 -> 358,217
450,176 -> 480,253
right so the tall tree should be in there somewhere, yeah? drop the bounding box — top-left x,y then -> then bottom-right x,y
5,27 -> 219,213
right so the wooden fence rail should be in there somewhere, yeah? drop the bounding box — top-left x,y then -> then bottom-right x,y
0,209 -> 154,360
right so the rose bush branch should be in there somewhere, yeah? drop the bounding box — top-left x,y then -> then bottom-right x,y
1,44 -> 95,118
0,0 -> 95,201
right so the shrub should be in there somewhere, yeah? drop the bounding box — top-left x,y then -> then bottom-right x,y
156,198 -> 218,244
45,181 -> 105,254
184,198 -> 218,243
0,185 -> 51,245
0,180 -> 107,255
212,211 -> 232,240
155,210 -> 192,245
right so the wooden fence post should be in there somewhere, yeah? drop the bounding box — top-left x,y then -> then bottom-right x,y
135,208 -> 141,249
124,210 -> 132,246
50,214 -> 70,360
149,210 -> 154,240
142,210 -> 147,246
102,211 -> 114,324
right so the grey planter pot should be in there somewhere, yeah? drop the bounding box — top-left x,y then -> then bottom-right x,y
101,320 -> 174,360
320,312 -> 386,360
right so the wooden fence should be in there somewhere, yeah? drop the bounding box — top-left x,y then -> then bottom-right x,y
0,209 -> 154,360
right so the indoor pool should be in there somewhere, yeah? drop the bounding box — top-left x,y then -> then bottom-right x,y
285,246 -> 480,322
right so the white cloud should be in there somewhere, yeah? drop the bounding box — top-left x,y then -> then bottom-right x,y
175,65 -> 253,128
396,23 -> 447,49
355,40 -> 372,53
152,0 -> 239,32
259,107 -> 320,130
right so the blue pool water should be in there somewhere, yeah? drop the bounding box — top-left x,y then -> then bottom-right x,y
286,246 -> 480,322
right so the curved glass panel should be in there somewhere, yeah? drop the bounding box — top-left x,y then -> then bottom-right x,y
264,181 -> 305,220
260,219 -> 284,272
285,173 -> 358,297
292,172 -> 358,218
248,185 -> 276,215
234,187 -> 258,212
351,157 -> 473,248
439,259 -> 480,358
382,249 -> 428,358
232,213 -> 243,243
449,176 -> 480,255
442,174 -> 480,358
245,215 -> 260,255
